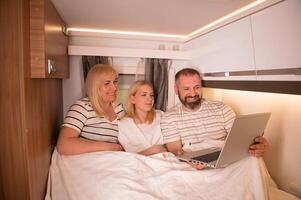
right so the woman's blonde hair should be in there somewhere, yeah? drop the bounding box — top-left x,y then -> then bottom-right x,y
125,80 -> 155,124
85,64 -> 118,116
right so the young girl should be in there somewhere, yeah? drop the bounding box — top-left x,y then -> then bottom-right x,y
118,80 -> 166,156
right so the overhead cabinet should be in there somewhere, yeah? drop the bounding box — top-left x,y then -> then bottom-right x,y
30,0 -> 69,78
188,0 -> 301,81
251,0 -> 301,80
187,17 -> 256,80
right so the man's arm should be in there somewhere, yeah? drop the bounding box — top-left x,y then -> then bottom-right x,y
166,140 -> 206,170
161,109 -> 183,155
249,135 -> 268,157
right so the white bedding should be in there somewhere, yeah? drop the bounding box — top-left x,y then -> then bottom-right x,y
45,150 -> 299,200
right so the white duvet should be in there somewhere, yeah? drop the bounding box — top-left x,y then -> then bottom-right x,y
45,150 -> 299,200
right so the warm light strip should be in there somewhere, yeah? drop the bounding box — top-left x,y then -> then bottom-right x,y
67,28 -> 187,39
68,0 -> 268,40
188,0 -> 267,37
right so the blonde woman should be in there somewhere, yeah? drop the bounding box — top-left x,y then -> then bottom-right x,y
118,80 -> 166,156
56,64 -> 124,155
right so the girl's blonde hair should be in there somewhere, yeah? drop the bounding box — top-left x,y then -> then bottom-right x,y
125,80 -> 155,124
85,64 -> 118,116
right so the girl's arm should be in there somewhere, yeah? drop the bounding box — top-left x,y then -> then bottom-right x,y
165,140 -> 183,156
56,126 -> 123,155
138,145 -> 166,156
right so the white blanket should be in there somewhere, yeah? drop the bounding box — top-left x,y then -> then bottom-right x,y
45,150 -> 298,200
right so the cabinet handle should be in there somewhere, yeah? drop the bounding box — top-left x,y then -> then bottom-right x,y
47,59 -> 56,74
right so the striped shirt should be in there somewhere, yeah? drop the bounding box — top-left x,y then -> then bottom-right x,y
62,98 -> 124,143
161,99 -> 236,151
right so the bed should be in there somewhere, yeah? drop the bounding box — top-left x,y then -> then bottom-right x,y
45,150 -> 299,200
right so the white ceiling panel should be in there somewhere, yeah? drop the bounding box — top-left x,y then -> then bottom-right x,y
51,0 -> 256,35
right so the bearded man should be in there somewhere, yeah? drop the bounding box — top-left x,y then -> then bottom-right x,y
161,68 -> 268,169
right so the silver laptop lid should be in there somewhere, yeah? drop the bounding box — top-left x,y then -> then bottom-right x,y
216,112 -> 271,168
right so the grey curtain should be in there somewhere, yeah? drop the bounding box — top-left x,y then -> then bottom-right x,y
144,58 -> 169,111
82,56 -> 110,80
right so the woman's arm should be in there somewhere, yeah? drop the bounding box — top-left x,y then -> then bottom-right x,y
56,126 -> 123,155
139,145 -> 166,156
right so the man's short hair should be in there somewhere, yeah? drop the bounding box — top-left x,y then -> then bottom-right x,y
175,68 -> 201,82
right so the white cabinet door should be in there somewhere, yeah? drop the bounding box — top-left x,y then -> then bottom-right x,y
186,17 -> 256,80
251,0 -> 301,81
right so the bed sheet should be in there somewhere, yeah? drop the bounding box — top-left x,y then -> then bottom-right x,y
45,150 -> 299,200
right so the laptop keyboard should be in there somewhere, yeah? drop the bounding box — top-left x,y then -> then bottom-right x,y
194,151 -> 221,163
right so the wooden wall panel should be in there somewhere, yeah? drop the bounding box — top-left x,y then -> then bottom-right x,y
24,79 -> 63,200
0,0 -> 64,199
0,0 -> 31,199
30,0 -> 46,78
26,0 -> 64,197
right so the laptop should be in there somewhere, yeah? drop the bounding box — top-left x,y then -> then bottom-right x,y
177,112 -> 271,168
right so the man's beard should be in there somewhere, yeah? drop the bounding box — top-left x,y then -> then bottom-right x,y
179,94 -> 202,110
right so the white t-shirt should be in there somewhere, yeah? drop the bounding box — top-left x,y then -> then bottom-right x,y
118,110 -> 163,153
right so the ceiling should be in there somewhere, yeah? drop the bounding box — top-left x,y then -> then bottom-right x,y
51,0 -> 257,36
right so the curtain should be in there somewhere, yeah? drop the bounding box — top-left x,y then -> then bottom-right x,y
82,56 -> 110,80
144,58 -> 170,111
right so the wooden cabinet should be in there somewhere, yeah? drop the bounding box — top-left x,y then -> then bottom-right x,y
187,17 -> 256,80
251,0 -> 301,81
1,0 -> 64,199
30,0 -> 69,78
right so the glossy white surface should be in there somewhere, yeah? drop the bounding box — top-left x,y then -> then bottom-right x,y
251,0 -> 301,71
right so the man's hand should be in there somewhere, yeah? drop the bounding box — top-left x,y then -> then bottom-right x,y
176,149 -> 206,170
187,162 -> 207,170
249,136 -> 268,157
